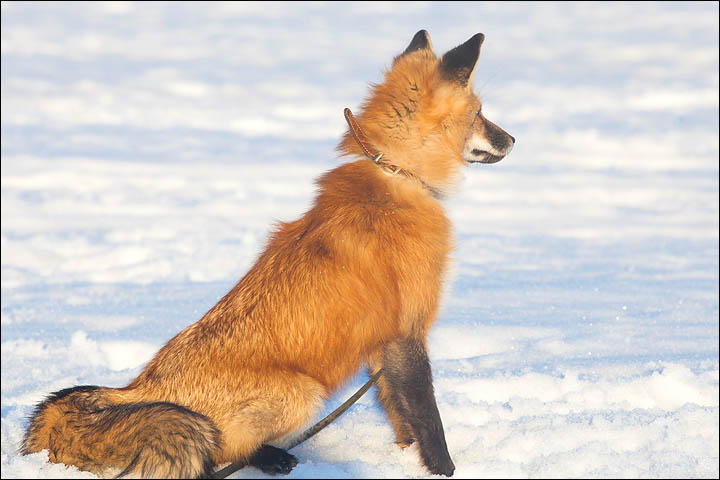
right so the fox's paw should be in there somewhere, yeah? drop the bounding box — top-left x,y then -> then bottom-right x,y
426,455 -> 455,477
249,445 -> 298,475
420,443 -> 455,477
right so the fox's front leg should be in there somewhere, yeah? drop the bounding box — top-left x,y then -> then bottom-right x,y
371,369 -> 416,447
376,335 -> 455,477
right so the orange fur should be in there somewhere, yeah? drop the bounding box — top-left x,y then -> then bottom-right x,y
22,30 -> 513,478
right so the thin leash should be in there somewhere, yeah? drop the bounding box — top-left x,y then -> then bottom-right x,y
210,370 -> 382,479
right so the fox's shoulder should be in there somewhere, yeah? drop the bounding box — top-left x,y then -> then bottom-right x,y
315,160 -> 442,211
300,160 -> 449,240
314,161 -> 390,202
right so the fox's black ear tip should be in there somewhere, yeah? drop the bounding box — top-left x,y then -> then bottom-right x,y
403,29 -> 432,55
439,33 -> 486,86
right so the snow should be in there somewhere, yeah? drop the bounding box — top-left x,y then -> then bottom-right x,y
1,2 -> 718,478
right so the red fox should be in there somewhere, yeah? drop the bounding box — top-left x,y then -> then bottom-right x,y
22,30 -> 514,478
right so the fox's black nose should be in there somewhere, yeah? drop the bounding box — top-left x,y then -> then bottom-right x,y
509,135 -> 515,144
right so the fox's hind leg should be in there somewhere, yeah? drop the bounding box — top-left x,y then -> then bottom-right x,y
215,371 -> 324,474
248,445 -> 298,474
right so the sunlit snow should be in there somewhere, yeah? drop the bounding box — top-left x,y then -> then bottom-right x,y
1,2 -> 718,478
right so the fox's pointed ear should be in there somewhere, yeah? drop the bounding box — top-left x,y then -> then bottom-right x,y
402,29 -> 433,55
439,33 -> 485,86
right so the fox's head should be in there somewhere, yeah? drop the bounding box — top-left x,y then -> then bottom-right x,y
339,30 -> 514,194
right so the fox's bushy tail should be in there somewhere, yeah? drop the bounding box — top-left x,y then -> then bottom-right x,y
21,385 -> 220,478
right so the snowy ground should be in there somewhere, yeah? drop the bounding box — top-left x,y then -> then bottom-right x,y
1,2 -> 718,478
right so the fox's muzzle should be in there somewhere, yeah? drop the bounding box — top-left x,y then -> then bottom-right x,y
463,112 -> 514,164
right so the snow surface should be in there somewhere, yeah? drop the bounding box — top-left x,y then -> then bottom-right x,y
1,2 -> 718,478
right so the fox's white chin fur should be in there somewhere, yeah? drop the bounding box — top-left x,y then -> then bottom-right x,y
462,133 -> 513,164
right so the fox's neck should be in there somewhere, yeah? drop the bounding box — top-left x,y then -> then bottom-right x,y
341,108 -> 445,199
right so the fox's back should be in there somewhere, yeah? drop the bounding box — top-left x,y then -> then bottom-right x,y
124,160 -> 451,409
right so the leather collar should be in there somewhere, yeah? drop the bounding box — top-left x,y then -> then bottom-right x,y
343,108 -> 441,198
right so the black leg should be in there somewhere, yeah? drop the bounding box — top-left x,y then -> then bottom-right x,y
374,372 -> 416,447
380,337 -> 455,477
248,445 -> 298,475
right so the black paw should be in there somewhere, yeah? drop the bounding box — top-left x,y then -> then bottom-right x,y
426,456 -> 455,477
249,445 -> 298,475
421,445 -> 455,477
